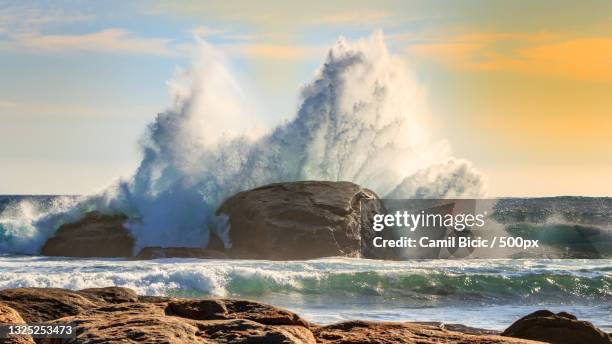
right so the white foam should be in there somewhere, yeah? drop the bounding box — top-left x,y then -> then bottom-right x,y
0,31 -> 485,254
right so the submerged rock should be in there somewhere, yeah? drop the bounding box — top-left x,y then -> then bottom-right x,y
502,310 -> 611,344
0,286 -> 565,344
217,181 -> 383,260
41,212 -> 134,257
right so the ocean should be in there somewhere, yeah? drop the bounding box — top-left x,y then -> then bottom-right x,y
0,255 -> 609,331
0,195 -> 611,332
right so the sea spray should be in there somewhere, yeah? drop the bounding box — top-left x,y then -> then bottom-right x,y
0,196 -> 80,254
0,32 -> 485,254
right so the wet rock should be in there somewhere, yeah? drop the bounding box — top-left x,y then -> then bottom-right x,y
41,212 -> 134,258
502,310 -> 611,344
217,181 -> 382,260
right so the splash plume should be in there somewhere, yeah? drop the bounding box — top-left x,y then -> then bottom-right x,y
0,31 -> 485,254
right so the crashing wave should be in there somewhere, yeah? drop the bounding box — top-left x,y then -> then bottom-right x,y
0,31 -> 485,254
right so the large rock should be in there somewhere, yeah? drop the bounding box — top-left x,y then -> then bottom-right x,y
216,181 -> 382,260
0,287 -> 560,344
78,287 -> 139,304
39,181 -> 385,260
502,310 -> 611,344
41,212 -> 134,257
313,320 -> 540,344
0,288 -> 100,323
0,302 -> 35,344
166,299 -> 309,327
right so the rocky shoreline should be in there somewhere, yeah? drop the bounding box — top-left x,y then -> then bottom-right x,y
0,287 -> 609,344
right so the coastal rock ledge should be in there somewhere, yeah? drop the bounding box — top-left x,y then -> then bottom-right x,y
2,287 -> 608,344
41,181 -> 386,260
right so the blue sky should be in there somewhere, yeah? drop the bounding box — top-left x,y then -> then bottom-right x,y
1,0 -> 611,195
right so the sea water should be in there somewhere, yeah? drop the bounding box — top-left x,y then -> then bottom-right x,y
0,255 -> 609,331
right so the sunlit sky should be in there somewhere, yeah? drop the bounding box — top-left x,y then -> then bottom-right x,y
1,0 -> 611,196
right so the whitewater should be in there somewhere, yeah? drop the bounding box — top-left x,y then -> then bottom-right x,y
0,32 -> 484,254
0,255 -> 609,330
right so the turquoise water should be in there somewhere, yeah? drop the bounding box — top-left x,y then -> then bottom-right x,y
0,256 -> 609,331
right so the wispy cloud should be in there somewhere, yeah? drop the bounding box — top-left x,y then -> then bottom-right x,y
0,2 -> 93,33
2,29 -> 175,56
0,3 -> 176,57
407,32 -> 612,82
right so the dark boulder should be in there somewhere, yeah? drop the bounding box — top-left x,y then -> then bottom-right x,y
41,212 -> 134,257
39,181 -> 385,260
502,310 -> 611,344
217,181 -> 383,260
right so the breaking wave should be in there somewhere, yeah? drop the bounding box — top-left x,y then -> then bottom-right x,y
0,257 -> 608,304
0,31 -> 485,254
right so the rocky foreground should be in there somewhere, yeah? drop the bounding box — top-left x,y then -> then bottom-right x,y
0,287 -> 609,344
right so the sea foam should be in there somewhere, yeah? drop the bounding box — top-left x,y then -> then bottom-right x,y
0,32 -> 485,254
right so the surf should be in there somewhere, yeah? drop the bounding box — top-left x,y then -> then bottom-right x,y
0,32 -> 485,255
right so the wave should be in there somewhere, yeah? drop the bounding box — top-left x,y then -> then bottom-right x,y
0,257 -> 608,305
0,196 -> 80,254
0,31 -> 485,254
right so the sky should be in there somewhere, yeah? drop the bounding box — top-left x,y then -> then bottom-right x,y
0,0 -> 611,196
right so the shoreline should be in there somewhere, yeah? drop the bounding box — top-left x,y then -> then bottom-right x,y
0,255 -> 610,334
0,287 -> 609,343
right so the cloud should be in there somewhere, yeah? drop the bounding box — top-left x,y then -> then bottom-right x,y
509,38 -> 612,81
407,32 -> 612,82
0,3 -> 93,33
0,3 -> 174,57
1,24 -> 325,61
2,29 -> 175,56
